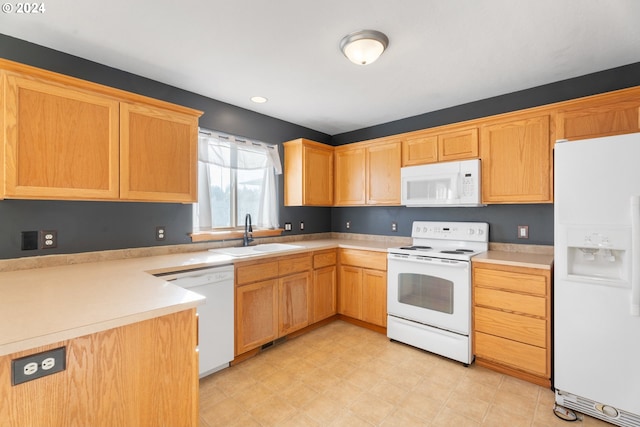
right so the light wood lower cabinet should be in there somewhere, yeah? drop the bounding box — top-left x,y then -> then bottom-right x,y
235,253 -> 312,356
235,278 -> 278,355
472,261 -> 551,387
338,249 -> 387,327
311,249 -> 337,323
0,310 -> 198,427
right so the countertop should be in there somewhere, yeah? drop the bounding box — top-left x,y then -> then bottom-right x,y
0,238 -> 392,357
472,250 -> 554,269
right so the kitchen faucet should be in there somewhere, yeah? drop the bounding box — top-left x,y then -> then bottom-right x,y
243,213 -> 254,246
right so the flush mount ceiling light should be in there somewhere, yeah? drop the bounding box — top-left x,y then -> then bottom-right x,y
340,29 -> 389,65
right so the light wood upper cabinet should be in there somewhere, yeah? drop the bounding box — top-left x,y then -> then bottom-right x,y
480,114 -> 552,204
120,102 -> 198,202
334,139 -> 401,206
439,128 -> 479,161
556,91 -> 640,141
283,138 -> 334,206
334,145 -> 366,205
366,140 -> 401,205
402,127 -> 478,166
1,59 -> 202,202
402,133 -> 438,165
3,73 -> 120,200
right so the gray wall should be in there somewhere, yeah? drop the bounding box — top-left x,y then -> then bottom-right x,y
2,33 -> 640,259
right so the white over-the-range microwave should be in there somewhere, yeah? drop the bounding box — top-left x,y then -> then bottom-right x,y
401,159 -> 483,207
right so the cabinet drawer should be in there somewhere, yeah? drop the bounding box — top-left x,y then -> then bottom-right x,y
474,287 -> 546,317
313,250 -> 337,269
474,306 -> 546,347
340,249 -> 387,270
236,260 -> 279,285
475,332 -> 547,377
473,267 -> 547,296
278,254 -> 312,276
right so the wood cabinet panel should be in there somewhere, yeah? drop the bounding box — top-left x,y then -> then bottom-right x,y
0,310 -> 198,427
362,269 -> 387,327
235,260 -> 279,285
235,279 -> 278,355
366,140 -> 401,205
278,253 -> 312,276
472,262 -> 551,387
480,114 -> 552,203
475,306 -> 545,347
338,265 -> 363,319
402,134 -> 438,165
473,267 -> 547,296
557,97 -> 640,141
279,271 -> 311,336
475,331 -> 547,377
475,287 -> 546,317
283,138 -> 334,206
312,265 -> 337,323
340,249 -> 387,270
120,102 -> 198,202
438,128 -> 478,161
334,146 -> 366,205
313,250 -> 337,269
4,73 -> 120,200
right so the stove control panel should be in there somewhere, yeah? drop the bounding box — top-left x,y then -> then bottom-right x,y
412,221 -> 489,242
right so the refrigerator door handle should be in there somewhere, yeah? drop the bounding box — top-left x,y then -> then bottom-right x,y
631,196 -> 640,316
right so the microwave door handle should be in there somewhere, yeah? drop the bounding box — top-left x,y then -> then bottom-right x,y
631,196 -> 640,316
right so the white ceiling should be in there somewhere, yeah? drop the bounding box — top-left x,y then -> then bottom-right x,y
2,0 -> 640,135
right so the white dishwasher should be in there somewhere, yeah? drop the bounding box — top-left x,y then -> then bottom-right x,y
162,264 -> 234,378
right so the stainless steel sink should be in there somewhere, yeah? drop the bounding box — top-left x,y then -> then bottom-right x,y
210,243 -> 303,257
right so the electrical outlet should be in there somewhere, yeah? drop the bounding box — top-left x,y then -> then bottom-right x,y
391,222 -> 398,232
284,222 -> 292,231
518,225 -> 529,239
12,347 -> 66,386
40,230 -> 57,249
346,221 -> 351,230
299,221 -> 305,231
156,226 -> 166,241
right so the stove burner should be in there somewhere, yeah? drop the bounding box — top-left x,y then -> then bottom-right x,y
400,246 -> 433,250
440,249 -> 475,254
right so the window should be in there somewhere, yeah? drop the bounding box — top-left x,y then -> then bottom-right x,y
193,130 -> 281,232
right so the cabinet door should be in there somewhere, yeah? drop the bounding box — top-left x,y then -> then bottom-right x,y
120,102 -> 198,202
235,279 -> 278,355
303,144 -> 334,205
480,114 -> 552,203
278,272 -> 311,336
361,269 -> 387,327
312,265 -> 337,323
557,98 -> 640,141
334,147 -> 366,205
402,134 -> 438,166
366,140 -> 401,205
338,266 -> 362,319
4,73 -> 120,200
438,128 -> 478,161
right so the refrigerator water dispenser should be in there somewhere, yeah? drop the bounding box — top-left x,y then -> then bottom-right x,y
565,226 -> 630,286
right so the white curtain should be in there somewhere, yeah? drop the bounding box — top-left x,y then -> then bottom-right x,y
195,130 -> 281,230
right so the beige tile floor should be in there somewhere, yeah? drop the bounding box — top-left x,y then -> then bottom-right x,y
199,320 -> 611,427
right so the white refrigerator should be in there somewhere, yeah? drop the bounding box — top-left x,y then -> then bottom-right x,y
554,132 -> 640,426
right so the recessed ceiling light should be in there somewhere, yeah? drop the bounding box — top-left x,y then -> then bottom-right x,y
251,96 -> 268,104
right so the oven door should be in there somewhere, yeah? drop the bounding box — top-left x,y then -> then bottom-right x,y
387,253 -> 471,335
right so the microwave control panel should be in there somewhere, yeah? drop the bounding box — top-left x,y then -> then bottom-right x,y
462,173 -> 474,197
